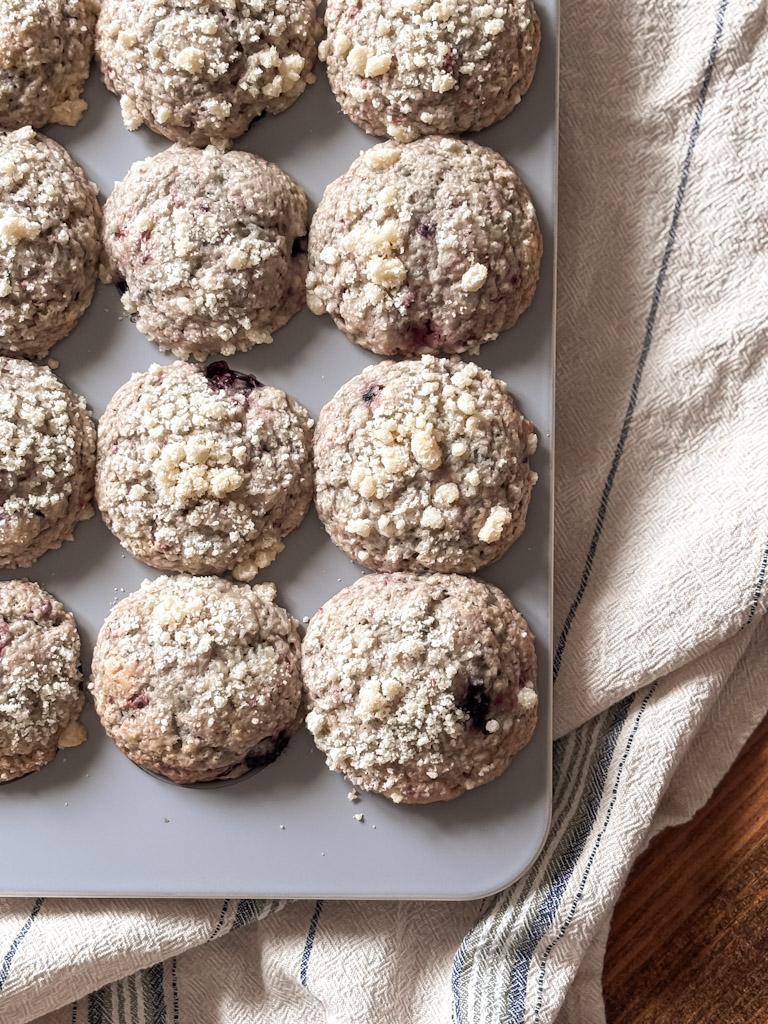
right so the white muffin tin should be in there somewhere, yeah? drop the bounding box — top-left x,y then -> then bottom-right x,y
0,1 -> 556,899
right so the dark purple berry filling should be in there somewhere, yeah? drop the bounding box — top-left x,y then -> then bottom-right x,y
196,739 -> 288,783
454,676 -> 492,732
205,360 -> 262,397
243,729 -> 291,772
442,47 -> 459,78
125,692 -> 151,711
401,320 -> 449,352
362,383 -> 383,404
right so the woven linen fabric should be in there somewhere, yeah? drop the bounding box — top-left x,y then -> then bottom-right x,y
2,0 -> 768,1021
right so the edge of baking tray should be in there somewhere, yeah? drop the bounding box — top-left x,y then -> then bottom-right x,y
0,0 -> 560,903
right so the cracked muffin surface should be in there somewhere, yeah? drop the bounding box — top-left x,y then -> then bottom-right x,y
91,575 -> 303,784
307,137 -> 541,356
96,361 -> 313,580
303,572 -> 538,803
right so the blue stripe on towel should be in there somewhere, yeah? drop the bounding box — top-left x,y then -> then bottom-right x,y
87,982 -> 110,1024
299,901 -> 324,987
127,968 -> 139,1024
0,897 -> 43,993
209,900 -> 230,940
142,962 -> 166,1024
117,977 -> 127,1024
451,703 -> 617,1022
554,0 -> 731,682
744,539 -> 768,627
506,696 -> 634,1023
531,683 -> 658,1021
170,957 -> 179,1024
231,899 -> 259,931
230,898 -> 282,933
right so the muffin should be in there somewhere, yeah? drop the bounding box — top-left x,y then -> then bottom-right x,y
322,0 -> 539,140
303,573 -> 538,803
0,127 -> 101,359
307,137 -> 541,356
91,575 -> 303,784
0,357 -> 96,568
0,580 -> 86,783
97,0 -> 320,146
96,361 -> 313,579
313,356 -> 537,573
0,0 -> 98,130
101,144 -> 308,360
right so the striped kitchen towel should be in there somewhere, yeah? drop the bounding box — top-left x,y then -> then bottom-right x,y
1,0 -> 767,1021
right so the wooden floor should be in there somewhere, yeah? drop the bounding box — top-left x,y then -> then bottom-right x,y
603,714 -> 768,1024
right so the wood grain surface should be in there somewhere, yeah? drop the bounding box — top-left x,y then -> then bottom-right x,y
603,714 -> 768,1024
